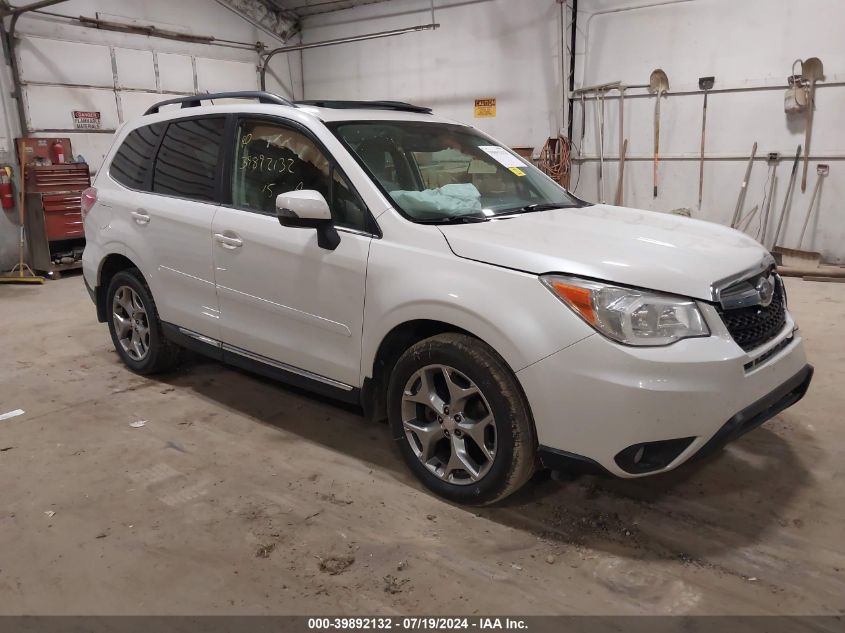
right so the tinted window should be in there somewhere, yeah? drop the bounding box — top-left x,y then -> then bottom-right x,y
153,117 -> 225,202
110,123 -> 164,190
232,119 -> 369,231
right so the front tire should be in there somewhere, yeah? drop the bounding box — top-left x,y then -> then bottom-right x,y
388,333 -> 537,505
106,269 -> 181,375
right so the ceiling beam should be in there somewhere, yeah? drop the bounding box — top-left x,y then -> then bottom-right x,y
275,0 -> 392,17
215,0 -> 299,42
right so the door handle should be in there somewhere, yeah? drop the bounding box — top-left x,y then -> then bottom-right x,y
214,233 -> 243,249
130,210 -> 150,225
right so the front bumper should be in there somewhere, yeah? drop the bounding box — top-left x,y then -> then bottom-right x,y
536,363 -> 812,476
693,362 -> 812,460
518,311 -> 811,478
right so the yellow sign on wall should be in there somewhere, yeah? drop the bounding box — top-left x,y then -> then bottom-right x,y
474,98 -> 497,118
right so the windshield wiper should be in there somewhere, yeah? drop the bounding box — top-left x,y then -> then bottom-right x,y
497,202 -> 566,216
415,215 -> 490,225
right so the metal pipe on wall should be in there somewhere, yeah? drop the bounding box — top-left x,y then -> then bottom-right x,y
565,0 -> 577,142
558,0 -> 565,136
578,0 -> 698,90
566,0 -> 697,156
25,9 -> 265,51
0,0 -> 68,17
259,22 -> 440,90
574,80 -> 845,101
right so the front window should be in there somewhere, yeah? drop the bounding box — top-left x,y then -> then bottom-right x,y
232,119 -> 370,231
330,121 -> 585,223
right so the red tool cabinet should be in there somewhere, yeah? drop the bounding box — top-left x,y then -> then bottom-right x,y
28,165 -> 89,242
17,138 -> 90,278
42,193 -> 85,241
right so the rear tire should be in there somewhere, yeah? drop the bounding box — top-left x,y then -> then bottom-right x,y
106,269 -> 182,375
388,333 -> 536,505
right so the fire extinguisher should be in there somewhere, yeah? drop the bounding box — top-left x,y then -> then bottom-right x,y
0,172 -> 14,209
51,140 -> 65,164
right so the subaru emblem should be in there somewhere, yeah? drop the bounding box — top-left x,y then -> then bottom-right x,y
756,275 -> 775,307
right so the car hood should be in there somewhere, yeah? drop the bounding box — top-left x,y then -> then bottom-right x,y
438,204 -> 770,301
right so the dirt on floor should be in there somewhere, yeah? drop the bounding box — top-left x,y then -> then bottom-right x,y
0,275 -> 843,615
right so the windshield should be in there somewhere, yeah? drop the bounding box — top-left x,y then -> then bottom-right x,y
329,121 -> 586,223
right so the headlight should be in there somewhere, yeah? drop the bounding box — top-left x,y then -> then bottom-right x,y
540,274 -> 709,346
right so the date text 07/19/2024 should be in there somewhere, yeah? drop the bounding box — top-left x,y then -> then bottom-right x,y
307,617 -> 528,630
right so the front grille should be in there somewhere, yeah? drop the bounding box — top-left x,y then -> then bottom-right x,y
743,334 -> 793,372
718,278 -> 786,352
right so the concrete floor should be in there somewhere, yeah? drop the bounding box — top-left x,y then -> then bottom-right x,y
0,275 -> 843,615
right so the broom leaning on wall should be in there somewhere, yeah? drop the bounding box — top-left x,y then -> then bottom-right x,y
0,160 -> 44,284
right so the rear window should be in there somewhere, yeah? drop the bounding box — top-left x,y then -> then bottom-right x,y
152,117 -> 226,202
109,123 -> 164,190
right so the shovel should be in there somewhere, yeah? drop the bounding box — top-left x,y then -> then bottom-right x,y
771,145 -> 801,250
697,76 -> 714,209
615,139 -> 627,206
759,160 -> 777,244
800,57 -> 823,192
797,163 -> 828,248
775,163 -> 828,268
648,69 -> 669,198
730,142 -> 757,228
737,204 -> 760,233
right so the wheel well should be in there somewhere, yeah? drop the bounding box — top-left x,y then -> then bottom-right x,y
95,254 -> 138,322
362,319 -> 471,422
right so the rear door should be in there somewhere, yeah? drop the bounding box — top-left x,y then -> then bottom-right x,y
211,116 -> 374,388
104,116 -> 226,339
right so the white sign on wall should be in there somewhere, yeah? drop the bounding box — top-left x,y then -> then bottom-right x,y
72,111 -> 102,130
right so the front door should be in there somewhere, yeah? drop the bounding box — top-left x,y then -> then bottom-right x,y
211,117 -> 373,388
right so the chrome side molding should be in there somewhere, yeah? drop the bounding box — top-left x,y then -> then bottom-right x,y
178,327 -> 222,348
176,327 -> 353,391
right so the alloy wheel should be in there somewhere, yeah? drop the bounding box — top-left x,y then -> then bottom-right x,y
112,285 -> 150,361
401,364 -> 497,484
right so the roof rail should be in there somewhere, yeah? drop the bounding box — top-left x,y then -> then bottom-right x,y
144,91 -> 294,115
296,100 -> 432,114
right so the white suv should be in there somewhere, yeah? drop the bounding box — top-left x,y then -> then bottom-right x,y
82,92 -> 812,504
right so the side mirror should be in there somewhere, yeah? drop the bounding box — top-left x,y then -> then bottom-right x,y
276,189 -> 340,250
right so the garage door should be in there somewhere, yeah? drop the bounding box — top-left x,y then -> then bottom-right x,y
15,34 -> 260,170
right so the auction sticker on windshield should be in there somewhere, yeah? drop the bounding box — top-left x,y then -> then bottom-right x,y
479,145 -> 525,169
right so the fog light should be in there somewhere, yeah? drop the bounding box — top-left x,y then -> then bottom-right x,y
633,445 -> 645,464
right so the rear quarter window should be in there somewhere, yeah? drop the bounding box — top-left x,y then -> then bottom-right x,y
152,117 -> 226,203
109,123 -> 165,190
